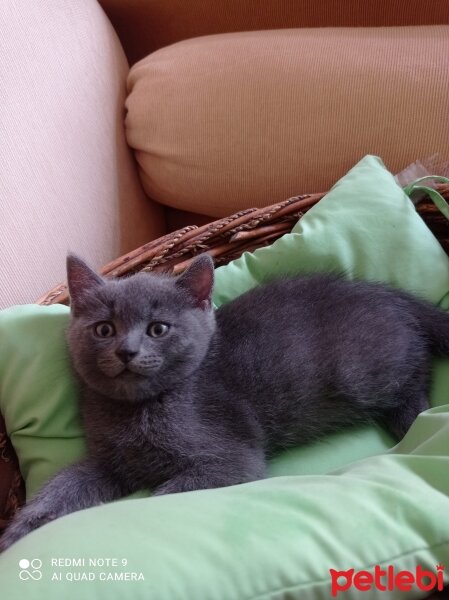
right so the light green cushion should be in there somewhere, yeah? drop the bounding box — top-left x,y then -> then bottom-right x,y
1,155 -> 449,598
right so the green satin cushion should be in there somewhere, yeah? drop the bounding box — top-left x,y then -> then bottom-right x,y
1,155 -> 448,598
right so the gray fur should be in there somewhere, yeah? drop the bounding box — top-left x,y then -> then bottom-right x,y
2,253 -> 449,551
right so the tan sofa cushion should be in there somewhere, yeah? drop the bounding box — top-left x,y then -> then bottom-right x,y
126,27 -> 449,218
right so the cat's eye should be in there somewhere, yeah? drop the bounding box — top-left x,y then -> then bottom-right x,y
147,322 -> 170,338
94,322 -> 115,338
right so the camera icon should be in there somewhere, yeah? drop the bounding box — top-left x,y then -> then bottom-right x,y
19,558 -> 42,581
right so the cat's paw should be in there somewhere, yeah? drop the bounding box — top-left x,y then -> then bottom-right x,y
0,509 -> 55,553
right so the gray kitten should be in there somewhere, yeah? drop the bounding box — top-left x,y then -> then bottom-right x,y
2,253 -> 448,551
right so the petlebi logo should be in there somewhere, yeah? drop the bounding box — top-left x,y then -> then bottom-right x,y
330,564 -> 445,596
19,558 -> 43,581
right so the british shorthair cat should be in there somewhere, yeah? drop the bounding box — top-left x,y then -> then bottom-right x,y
2,253 -> 448,551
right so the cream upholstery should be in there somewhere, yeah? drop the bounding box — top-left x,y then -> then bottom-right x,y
0,0 -> 164,309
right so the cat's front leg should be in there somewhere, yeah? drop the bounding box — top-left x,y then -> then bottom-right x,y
0,458 -> 124,553
0,499 -> 57,552
153,451 -> 266,496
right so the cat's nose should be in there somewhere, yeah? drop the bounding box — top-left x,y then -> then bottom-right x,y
115,348 -> 138,364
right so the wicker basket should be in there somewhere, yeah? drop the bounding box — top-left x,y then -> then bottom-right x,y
0,416 -> 25,534
37,184 -> 449,306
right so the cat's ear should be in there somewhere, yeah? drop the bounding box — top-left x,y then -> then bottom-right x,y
66,254 -> 104,315
176,254 -> 214,310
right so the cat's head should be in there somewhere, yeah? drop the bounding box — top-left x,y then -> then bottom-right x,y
66,254 -> 216,402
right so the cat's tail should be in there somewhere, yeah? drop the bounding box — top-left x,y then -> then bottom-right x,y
411,296 -> 449,356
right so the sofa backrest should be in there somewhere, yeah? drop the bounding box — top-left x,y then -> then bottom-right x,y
99,0 -> 449,64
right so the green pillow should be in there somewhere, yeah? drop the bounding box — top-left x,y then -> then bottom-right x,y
1,155 -> 449,598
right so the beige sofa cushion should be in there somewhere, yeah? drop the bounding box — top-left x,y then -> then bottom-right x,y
0,0 -> 164,309
126,27 -> 449,217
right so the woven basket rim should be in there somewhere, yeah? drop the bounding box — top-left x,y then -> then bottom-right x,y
36,184 -> 449,307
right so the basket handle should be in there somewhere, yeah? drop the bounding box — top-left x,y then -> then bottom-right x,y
403,176 -> 449,221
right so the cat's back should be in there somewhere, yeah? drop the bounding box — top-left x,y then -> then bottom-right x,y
212,273 -> 418,394
208,274 -> 423,448
215,273 -> 403,332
